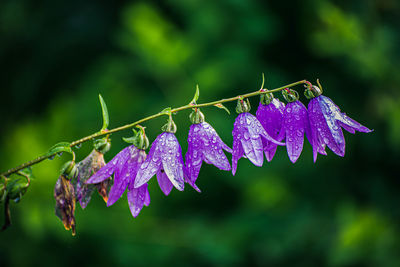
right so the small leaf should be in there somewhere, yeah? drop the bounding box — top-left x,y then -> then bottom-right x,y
190,84 -> 200,104
160,107 -> 172,116
214,103 -> 230,115
122,136 -> 136,144
99,94 -> 109,131
46,142 -> 73,157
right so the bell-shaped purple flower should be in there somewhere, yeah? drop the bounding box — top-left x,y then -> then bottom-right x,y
256,97 -> 285,162
86,132 -> 151,218
278,89 -> 312,163
308,94 -> 372,161
185,121 -> 232,191
134,132 -> 185,195
232,99 -> 285,175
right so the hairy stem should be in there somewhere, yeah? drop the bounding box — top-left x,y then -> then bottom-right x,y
0,80 -> 309,177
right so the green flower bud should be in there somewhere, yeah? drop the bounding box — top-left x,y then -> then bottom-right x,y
61,161 -> 78,180
94,138 -> 111,154
236,98 -> 251,114
189,109 -> 205,124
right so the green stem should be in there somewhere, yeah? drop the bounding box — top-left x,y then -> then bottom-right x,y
0,80 -> 309,177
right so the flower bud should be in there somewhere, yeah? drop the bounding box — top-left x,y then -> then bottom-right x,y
123,127 -> 149,150
189,109 -> 205,124
61,161 -> 78,180
282,88 -> 299,102
304,85 -> 323,99
161,116 -> 177,133
236,98 -> 251,114
94,138 -> 111,154
260,92 -> 274,105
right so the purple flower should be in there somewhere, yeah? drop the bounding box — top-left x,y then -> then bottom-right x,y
185,122 -> 232,191
278,100 -> 311,163
256,98 -> 285,162
308,95 -> 372,161
232,112 -> 285,175
86,145 -> 150,218
134,132 -> 185,195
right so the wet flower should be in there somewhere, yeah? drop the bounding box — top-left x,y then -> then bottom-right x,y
232,98 -> 285,175
185,109 -> 232,191
86,129 -> 150,218
279,89 -> 310,163
256,94 -> 285,162
134,117 -> 185,195
54,161 -> 78,236
307,88 -> 372,161
74,139 -> 111,209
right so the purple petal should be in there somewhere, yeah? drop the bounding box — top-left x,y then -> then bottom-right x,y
281,101 -> 308,163
134,135 -> 163,188
157,168 -> 174,196
144,187 -> 150,206
86,146 -> 131,184
107,147 -> 146,206
316,96 -> 346,156
256,100 -> 285,161
127,183 -> 148,218
308,99 -> 328,162
232,122 -> 245,175
160,133 -> 185,191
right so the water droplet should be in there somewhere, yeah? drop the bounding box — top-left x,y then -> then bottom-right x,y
286,108 -> 292,113
212,136 -> 217,143
57,152 -> 63,157
75,143 -> 82,149
288,137 -> 293,142
48,155 -> 56,160
296,130 -> 302,137
295,115 -> 300,120
289,126 -> 294,131
244,132 -> 250,140
323,137 -> 329,143
194,127 -> 199,132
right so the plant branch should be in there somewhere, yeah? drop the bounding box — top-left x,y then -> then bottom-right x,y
0,80 -> 309,177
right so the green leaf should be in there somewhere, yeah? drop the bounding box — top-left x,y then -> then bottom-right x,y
213,103 -> 230,115
190,84 -> 200,104
99,94 -> 109,130
160,107 -> 172,116
45,142 -> 73,157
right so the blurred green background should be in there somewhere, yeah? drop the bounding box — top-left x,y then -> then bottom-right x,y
0,0 -> 399,266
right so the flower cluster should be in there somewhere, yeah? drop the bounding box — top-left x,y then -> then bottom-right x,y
53,83 -> 371,235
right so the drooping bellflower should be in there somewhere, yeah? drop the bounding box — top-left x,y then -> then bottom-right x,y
278,88 -> 311,163
86,128 -> 150,218
185,109 -> 232,191
306,85 -> 372,161
74,138 -> 111,209
256,93 -> 285,162
54,161 -> 78,236
134,116 -> 185,195
232,98 -> 285,175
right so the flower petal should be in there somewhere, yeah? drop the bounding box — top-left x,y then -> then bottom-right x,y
232,132 -> 244,175
157,168 -> 174,196
86,146 -> 131,184
160,133 -> 185,191
134,136 -> 163,188
144,186 -> 151,206
107,148 -> 146,206
317,96 -> 346,156
127,184 -> 148,218
308,98 -> 328,162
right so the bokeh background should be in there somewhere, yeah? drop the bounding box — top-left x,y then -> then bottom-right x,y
1,0 -> 399,266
